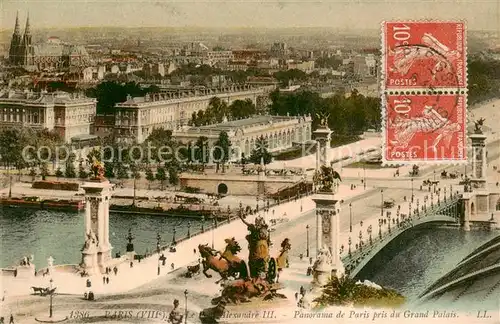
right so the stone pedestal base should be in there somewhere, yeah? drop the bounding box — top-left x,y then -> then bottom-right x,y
126,251 -> 136,261
16,264 -> 35,278
312,269 -> 331,287
97,245 -> 113,272
81,249 -> 99,275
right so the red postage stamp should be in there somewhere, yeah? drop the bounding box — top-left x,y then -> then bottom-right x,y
384,94 -> 466,163
383,21 -> 466,89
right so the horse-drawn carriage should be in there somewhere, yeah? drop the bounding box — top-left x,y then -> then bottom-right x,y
31,286 -> 56,296
383,199 -> 395,208
441,170 -> 458,179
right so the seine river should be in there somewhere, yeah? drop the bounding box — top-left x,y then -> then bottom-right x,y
1,208 -> 498,302
0,208 -> 203,268
361,226 -> 498,302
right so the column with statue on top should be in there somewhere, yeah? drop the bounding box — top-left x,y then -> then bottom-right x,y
80,158 -> 114,275
311,113 -> 344,287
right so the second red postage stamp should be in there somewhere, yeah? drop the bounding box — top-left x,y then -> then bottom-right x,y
384,93 -> 466,163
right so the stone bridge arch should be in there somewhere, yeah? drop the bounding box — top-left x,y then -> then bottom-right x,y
344,215 -> 458,280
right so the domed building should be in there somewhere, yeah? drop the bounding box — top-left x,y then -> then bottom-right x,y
8,12 -> 90,72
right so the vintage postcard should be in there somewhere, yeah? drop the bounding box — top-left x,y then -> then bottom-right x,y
0,1 -> 499,324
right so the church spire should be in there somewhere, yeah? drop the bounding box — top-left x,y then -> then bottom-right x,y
13,11 -> 21,35
24,12 -> 31,35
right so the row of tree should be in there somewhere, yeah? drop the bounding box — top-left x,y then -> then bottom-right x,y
84,81 -> 160,114
270,89 -> 381,135
189,97 -> 257,126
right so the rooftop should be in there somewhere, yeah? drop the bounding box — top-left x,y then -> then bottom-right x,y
0,90 -> 96,105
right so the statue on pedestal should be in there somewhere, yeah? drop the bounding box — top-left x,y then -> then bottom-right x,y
168,299 -> 183,324
312,247 -> 332,287
313,165 -> 342,193
315,112 -> 330,128
474,118 -> 486,134
90,158 -> 105,181
238,214 -> 272,279
82,230 -> 98,251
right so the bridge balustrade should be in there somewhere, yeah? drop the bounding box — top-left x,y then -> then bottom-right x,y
342,193 -> 461,275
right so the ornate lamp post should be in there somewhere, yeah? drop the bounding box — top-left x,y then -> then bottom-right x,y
184,289 -> 188,324
306,224 -> 310,258
49,278 -> 53,317
444,187 -> 447,202
387,212 -> 391,233
363,166 -> 366,190
358,230 -> 363,251
449,184 -> 453,199
437,189 -> 441,204
431,191 -> 434,208
367,225 -> 372,245
172,227 -> 176,245
378,219 -> 382,239
348,236 -> 352,257
411,178 -> 414,202
380,189 -> 384,216
349,203 -> 353,232
396,208 -> 400,226
416,199 -> 420,217
408,201 -> 412,219
187,221 -> 191,238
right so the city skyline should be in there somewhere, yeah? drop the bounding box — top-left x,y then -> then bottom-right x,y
1,0 -> 500,32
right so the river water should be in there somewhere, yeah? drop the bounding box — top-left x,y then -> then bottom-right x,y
362,226 -> 498,302
0,208 -> 203,268
1,208 -> 498,302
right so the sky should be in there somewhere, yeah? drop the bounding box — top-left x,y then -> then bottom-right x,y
1,0 -> 499,31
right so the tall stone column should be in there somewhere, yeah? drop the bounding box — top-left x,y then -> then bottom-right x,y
312,123 -> 344,279
470,133 -> 487,189
81,179 -> 113,274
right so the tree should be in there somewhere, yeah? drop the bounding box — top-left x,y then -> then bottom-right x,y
29,167 -> 37,182
168,167 -> 179,186
248,136 -> 272,165
229,99 -> 256,120
40,163 -> 49,181
55,167 -> 64,179
145,167 -> 155,189
156,167 -> 167,190
78,162 -> 88,180
214,131 -> 231,173
116,163 -> 129,180
194,136 -> 210,171
104,162 -> 115,178
65,153 -> 77,178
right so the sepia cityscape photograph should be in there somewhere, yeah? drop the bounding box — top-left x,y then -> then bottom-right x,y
0,0 -> 499,323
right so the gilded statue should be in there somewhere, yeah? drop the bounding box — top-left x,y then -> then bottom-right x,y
90,157 -> 105,180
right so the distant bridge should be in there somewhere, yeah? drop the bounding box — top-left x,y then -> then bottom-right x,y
342,193 -> 462,279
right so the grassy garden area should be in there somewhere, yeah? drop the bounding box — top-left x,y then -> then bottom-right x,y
314,276 -> 406,309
